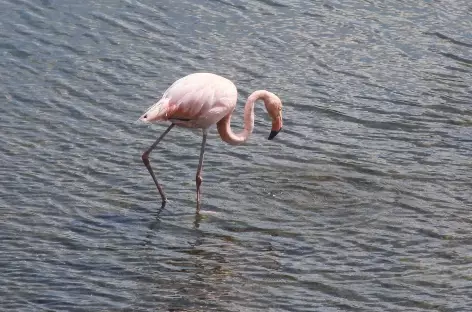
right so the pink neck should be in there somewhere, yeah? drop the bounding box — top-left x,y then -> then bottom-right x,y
217,90 -> 270,145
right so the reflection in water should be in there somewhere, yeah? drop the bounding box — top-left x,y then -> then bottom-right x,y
141,209 -> 239,311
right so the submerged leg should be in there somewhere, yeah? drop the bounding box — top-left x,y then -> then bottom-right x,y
196,129 -> 208,213
142,123 -> 175,210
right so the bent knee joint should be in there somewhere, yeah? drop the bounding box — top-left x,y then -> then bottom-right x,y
142,152 -> 150,165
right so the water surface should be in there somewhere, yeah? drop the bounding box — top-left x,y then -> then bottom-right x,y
1,0 -> 471,311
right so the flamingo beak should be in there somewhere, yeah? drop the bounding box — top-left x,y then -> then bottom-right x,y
268,129 -> 280,140
268,113 -> 283,140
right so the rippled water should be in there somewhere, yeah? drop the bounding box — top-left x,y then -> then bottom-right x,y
1,0 -> 472,311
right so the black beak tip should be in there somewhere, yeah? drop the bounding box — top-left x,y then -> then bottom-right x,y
268,128 -> 281,140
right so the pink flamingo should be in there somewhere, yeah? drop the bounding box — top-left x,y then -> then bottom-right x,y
139,72 -> 283,212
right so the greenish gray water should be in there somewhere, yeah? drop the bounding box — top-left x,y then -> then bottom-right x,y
1,0 -> 471,311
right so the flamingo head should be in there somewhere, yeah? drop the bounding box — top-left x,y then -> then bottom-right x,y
266,94 -> 283,140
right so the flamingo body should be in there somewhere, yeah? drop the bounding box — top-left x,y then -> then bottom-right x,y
139,72 -> 283,213
140,73 -> 237,129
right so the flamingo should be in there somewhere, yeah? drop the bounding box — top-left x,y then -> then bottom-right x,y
139,72 -> 283,213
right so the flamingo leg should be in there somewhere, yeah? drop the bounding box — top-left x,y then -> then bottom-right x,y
196,129 -> 208,213
142,123 -> 175,210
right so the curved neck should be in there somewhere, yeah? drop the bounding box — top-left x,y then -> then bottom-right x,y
217,90 -> 270,145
